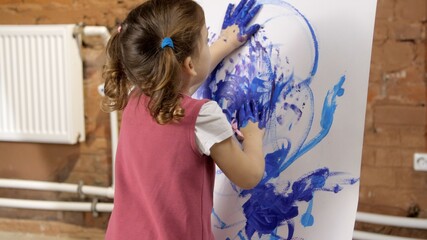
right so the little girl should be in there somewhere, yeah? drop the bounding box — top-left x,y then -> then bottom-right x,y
102,0 -> 265,239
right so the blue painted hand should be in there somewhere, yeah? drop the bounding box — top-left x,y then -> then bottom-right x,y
220,0 -> 262,45
236,99 -> 266,129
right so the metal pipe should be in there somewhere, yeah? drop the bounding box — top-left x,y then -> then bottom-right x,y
0,179 -> 114,199
353,230 -> 425,240
97,82 -> 118,188
82,26 -> 111,46
356,212 -> 427,230
110,110 -> 118,187
84,25 -> 117,187
0,198 -> 113,212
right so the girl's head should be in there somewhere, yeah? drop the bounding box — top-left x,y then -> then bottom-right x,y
102,0 -> 207,124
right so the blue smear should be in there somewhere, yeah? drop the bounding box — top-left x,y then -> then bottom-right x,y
238,230 -> 246,240
301,199 -> 314,227
212,209 -> 227,229
285,75 -> 346,168
258,0 -> 319,83
239,168 -> 357,239
241,183 -> 299,239
265,144 -> 289,179
254,76 -> 345,185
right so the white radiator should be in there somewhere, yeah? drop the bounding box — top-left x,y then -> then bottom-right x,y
0,24 -> 85,144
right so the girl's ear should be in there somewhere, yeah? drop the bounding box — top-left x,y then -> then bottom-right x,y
182,56 -> 197,77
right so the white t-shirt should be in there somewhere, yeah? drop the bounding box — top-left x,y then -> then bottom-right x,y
195,101 -> 234,156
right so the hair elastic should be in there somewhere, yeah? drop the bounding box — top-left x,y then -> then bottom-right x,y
161,37 -> 174,49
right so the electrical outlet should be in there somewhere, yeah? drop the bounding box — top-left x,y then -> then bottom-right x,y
414,153 -> 427,171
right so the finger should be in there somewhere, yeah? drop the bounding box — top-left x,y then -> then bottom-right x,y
243,24 -> 261,38
231,0 -> 248,19
222,4 -> 235,29
238,104 -> 247,127
249,100 -> 259,122
259,107 -> 267,128
239,0 -> 256,20
225,3 -> 234,19
241,4 -> 261,27
262,107 -> 268,122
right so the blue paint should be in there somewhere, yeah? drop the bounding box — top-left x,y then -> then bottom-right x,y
238,230 -> 246,240
212,209 -> 227,229
258,0 -> 319,83
269,229 -> 287,240
252,76 -> 346,184
241,183 -> 299,239
264,144 -> 289,179
238,168 -> 357,239
194,0 -> 359,239
301,199 -> 314,227
286,221 -> 294,240
285,75 -> 346,168
212,207 -> 246,231
321,75 -> 345,130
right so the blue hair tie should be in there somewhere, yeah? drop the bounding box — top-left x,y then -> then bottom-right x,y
161,37 -> 174,49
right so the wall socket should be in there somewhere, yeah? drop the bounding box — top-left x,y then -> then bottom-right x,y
414,153 -> 427,171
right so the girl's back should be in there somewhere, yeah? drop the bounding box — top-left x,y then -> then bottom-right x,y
106,94 -> 215,239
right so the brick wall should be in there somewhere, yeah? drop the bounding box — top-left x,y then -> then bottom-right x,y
356,0 -> 427,238
0,0 -> 426,237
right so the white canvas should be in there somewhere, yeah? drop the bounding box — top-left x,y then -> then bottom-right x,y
194,0 -> 377,239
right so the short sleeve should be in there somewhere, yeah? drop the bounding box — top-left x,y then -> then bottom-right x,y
195,101 -> 233,156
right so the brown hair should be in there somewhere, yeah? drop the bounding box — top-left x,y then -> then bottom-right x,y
102,0 -> 205,124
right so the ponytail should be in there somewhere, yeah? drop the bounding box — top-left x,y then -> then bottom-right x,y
101,31 -> 130,112
102,0 -> 205,125
147,46 -> 185,124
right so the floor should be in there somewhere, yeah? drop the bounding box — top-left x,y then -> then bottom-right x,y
0,232 -> 84,240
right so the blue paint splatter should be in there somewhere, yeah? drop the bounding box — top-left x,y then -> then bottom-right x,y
239,168 -> 358,239
301,199 -> 314,227
212,209 -> 227,229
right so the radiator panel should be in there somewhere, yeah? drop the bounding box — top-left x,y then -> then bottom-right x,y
0,25 -> 85,144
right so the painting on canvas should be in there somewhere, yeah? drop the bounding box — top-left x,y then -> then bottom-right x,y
194,0 -> 377,239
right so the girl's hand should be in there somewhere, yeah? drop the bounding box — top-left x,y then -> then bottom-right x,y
205,0 -> 262,90
219,0 -> 262,48
233,100 -> 266,141
237,100 -> 266,129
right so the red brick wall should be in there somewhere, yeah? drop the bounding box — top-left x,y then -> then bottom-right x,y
356,0 -> 427,238
0,0 -> 426,237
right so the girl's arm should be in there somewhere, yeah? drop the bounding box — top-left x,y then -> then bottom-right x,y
209,0 -> 261,71
210,120 -> 265,190
208,25 -> 244,72
195,0 -> 265,189
189,0 -> 261,94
